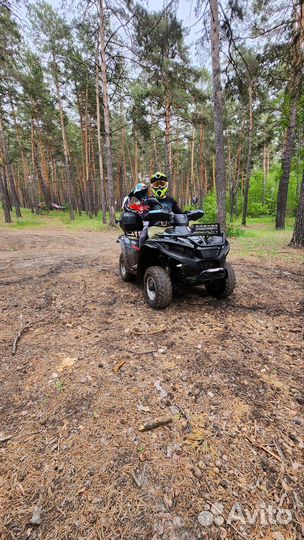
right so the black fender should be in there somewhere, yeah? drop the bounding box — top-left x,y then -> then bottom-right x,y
137,243 -> 160,282
118,235 -> 139,273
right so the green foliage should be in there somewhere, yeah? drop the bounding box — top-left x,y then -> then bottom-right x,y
54,380 -> 65,391
245,163 -> 302,217
226,223 -> 244,237
202,191 -> 217,222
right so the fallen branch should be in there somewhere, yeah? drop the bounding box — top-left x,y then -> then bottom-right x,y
12,312 -> 28,355
139,417 -> 172,432
12,313 -> 50,355
245,436 -> 284,465
133,327 -> 167,336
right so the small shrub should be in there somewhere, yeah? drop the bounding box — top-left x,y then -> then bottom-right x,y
226,223 -> 244,237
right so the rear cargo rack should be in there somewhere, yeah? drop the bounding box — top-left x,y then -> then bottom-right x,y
191,223 -> 221,235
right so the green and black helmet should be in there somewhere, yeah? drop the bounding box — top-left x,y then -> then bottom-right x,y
150,171 -> 168,199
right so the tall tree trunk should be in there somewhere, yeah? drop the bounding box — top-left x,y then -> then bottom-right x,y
290,169 -> 304,247
262,144 -> 269,206
99,0 -> 115,226
173,119 -> 180,201
11,100 -> 29,207
52,51 -> 74,220
134,135 -> 138,181
230,141 -> 243,219
199,123 -> 205,205
37,130 -> 52,208
76,91 -> 87,196
0,168 -> 11,222
96,55 -> 107,223
210,0 -> 226,231
212,155 -> 216,191
165,95 -> 173,180
151,107 -> 158,170
190,128 -> 195,197
0,113 -> 21,217
30,115 -> 40,213
84,87 -> 91,216
276,98 -> 297,229
120,101 -> 127,198
242,81 -> 254,226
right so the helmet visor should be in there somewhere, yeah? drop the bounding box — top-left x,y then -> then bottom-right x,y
151,179 -> 167,189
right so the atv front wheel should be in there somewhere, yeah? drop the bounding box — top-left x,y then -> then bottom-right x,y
205,262 -> 236,299
119,253 -> 134,282
144,266 -> 172,309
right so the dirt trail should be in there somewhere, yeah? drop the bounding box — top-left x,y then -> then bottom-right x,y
0,229 -> 303,540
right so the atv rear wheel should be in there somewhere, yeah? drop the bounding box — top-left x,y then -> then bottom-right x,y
119,253 -> 134,282
205,262 -> 236,299
144,266 -> 172,309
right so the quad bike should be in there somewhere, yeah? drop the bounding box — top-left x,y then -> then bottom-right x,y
117,201 -> 236,309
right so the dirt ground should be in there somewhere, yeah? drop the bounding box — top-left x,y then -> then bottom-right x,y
0,228 -> 303,540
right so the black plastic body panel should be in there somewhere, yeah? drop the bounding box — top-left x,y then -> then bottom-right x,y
118,235 -> 139,274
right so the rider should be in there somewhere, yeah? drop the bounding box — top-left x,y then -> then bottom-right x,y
123,182 -> 150,213
149,171 -> 182,213
122,182 -> 153,247
122,176 -> 182,247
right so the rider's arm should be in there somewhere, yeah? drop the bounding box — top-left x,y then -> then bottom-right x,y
171,198 -> 183,214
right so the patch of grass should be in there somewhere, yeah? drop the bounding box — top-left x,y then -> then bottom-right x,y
54,380 -> 65,391
0,208 -> 117,232
230,217 -> 302,263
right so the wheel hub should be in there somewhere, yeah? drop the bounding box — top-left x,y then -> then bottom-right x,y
120,259 -> 126,277
146,276 -> 156,301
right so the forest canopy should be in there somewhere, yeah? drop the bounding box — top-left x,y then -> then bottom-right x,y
0,0 -> 303,242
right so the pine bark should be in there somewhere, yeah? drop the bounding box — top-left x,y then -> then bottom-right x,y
11,100 -> 29,207
276,99 -> 297,229
99,0 -> 115,226
120,101 -> 127,198
199,123 -> 205,204
190,128 -> 195,197
151,107 -> 158,170
262,144 -> 269,206
290,169 -> 304,247
96,54 -> 107,223
134,135 -> 138,181
165,96 -> 173,180
212,155 -> 216,191
210,0 -> 226,231
52,52 -> 74,220
0,168 -> 11,222
37,130 -> 52,208
0,113 -> 21,217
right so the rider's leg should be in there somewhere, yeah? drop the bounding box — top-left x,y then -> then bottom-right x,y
139,222 -> 149,248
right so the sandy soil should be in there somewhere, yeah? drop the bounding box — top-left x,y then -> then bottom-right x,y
0,228 -> 303,540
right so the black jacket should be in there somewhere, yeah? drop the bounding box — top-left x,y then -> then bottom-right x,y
155,196 -> 182,213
